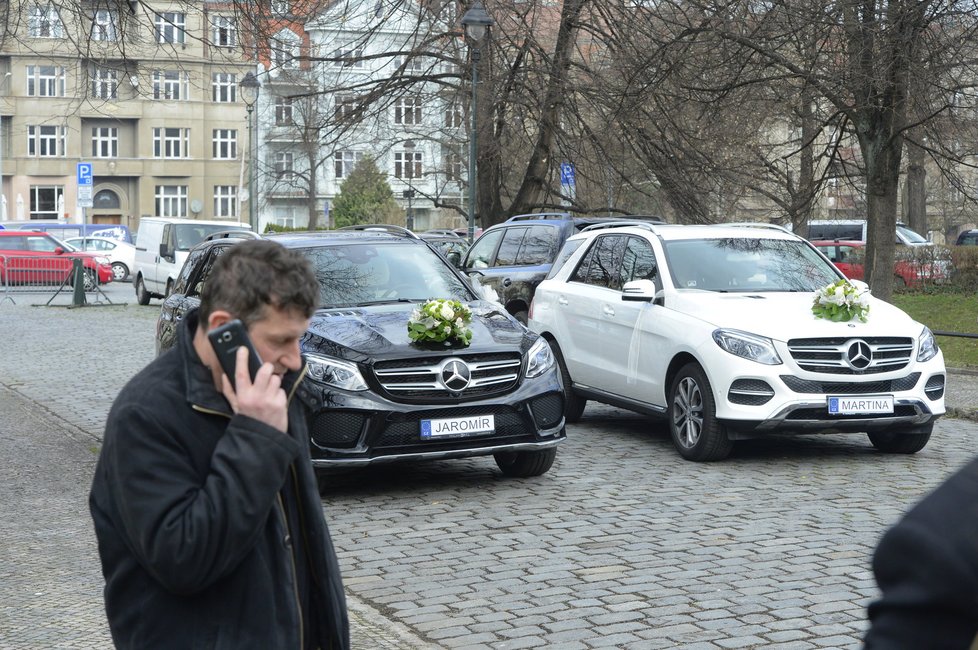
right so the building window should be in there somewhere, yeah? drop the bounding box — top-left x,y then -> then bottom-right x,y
394,97 -> 422,125
91,66 -> 118,100
155,12 -> 186,44
274,152 -> 294,179
92,127 -> 118,158
334,95 -> 361,122
445,103 -> 463,128
275,96 -> 294,125
334,151 -> 362,179
394,150 -> 422,179
28,3 -> 64,38
155,185 -> 188,217
394,56 -> 425,73
212,129 -> 237,159
153,127 -> 190,158
272,34 -> 300,69
152,70 -> 189,100
214,186 -> 238,217
333,47 -> 364,68
272,0 -> 290,16
27,65 -> 66,97
92,9 -> 118,41
210,15 -> 236,47
443,145 -> 463,181
27,125 -> 67,157
30,185 -> 64,219
212,73 -> 237,102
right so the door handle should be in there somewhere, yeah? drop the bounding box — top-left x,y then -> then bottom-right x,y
502,278 -> 512,287
603,305 -> 615,317
557,296 -> 568,305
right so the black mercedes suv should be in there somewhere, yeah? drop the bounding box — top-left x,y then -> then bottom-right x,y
155,227 -> 565,478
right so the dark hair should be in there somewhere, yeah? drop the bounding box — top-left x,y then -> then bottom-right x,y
199,240 -> 319,327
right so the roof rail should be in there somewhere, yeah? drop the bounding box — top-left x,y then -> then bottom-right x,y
619,214 -> 668,224
338,224 -> 421,239
724,222 -> 794,234
422,229 -> 463,238
203,229 -> 262,242
580,220 -> 663,233
506,212 -> 572,222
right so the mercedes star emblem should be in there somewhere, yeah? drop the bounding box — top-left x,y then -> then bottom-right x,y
440,359 -> 471,391
846,339 -> 872,371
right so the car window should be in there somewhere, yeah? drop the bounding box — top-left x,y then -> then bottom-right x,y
665,237 -> 839,292
571,235 -> 626,289
621,236 -> 659,289
177,245 -> 217,297
546,239 -> 585,280
465,229 -> 503,270
896,225 -> 928,244
0,236 -> 28,251
494,227 -> 527,266
838,245 -> 863,263
515,225 -> 557,265
26,235 -> 60,252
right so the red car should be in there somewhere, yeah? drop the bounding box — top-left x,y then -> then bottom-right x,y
811,239 -> 948,288
0,231 -> 114,289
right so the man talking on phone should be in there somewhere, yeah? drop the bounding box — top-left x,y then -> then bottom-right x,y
89,240 -> 349,649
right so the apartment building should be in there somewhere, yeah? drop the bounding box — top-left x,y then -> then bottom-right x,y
0,1 -> 256,233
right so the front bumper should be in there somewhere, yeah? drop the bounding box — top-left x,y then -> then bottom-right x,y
306,367 -> 566,468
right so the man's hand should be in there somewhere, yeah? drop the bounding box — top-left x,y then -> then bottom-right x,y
220,346 -> 288,433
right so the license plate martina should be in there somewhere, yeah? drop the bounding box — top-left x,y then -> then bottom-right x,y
421,414 -> 495,439
827,395 -> 894,415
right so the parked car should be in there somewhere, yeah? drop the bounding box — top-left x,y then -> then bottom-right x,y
133,217 -> 251,305
806,219 -> 930,246
63,236 -> 136,281
955,229 -> 978,245
0,220 -> 134,244
156,228 -> 565,478
459,213 -> 661,323
528,223 -> 946,461
810,240 -> 948,288
0,231 -> 114,289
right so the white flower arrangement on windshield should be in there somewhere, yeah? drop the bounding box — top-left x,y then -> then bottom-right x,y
812,279 -> 870,322
408,299 -> 474,347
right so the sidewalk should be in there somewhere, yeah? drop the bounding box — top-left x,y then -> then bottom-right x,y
944,367 -> 978,420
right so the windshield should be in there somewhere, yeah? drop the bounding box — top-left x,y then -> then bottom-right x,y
897,224 -> 929,244
174,224 -> 249,251
663,237 -> 841,292
301,243 -> 476,308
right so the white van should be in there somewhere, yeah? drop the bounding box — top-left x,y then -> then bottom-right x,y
133,217 -> 251,304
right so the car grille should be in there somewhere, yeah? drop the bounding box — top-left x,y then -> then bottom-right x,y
785,405 -> 919,420
786,337 -> 914,374
780,373 -> 920,394
924,375 -> 945,400
309,411 -> 365,449
372,352 -> 522,402
728,379 -> 774,405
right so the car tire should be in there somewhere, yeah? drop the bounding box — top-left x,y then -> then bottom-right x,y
70,268 -> 97,291
552,342 -> 586,422
868,426 -> 932,454
111,262 -> 128,281
135,276 -> 151,305
668,362 -> 733,462
494,447 -> 557,477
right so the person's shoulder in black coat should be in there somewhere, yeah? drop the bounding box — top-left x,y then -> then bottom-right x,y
864,455 -> 978,648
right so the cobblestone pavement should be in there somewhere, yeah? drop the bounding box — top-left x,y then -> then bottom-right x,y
2,282 -> 977,649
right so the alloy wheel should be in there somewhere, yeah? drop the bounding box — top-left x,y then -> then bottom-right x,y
672,376 -> 704,448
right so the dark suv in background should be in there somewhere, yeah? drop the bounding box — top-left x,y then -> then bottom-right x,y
156,228 -> 565,479
460,213 -> 665,323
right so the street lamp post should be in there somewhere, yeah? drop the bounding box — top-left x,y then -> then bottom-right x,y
461,0 -> 493,244
239,71 -> 261,231
0,72 -> 11,220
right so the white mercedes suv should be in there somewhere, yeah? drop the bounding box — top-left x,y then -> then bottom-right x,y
528,223 -> 946,461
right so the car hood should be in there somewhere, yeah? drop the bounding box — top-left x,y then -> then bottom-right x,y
304,301 -> 534,362
666,291 -> 925,341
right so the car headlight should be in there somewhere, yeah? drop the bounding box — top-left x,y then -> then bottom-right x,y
712,329 -> 782,365
525,337 -> 556,378
305,353 -> 368,391
917,326 -> 939,362
95,256 -> 111,265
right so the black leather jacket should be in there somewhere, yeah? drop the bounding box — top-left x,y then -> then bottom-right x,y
89,310 -> 349,649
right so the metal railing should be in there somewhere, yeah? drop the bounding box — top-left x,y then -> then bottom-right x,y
0,254 -> 106,306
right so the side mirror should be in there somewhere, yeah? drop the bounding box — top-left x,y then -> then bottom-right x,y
621,279 -> 657,302
54,247 -> 65,255
159,242 -> 172,260
849,279 -> 871,293
447,251 -> 462,267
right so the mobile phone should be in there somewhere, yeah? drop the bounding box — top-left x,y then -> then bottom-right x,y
207,319 -> 263,390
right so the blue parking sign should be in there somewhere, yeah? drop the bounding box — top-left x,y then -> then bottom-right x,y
560,162 -> 575,187
77,162 -> 93,186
